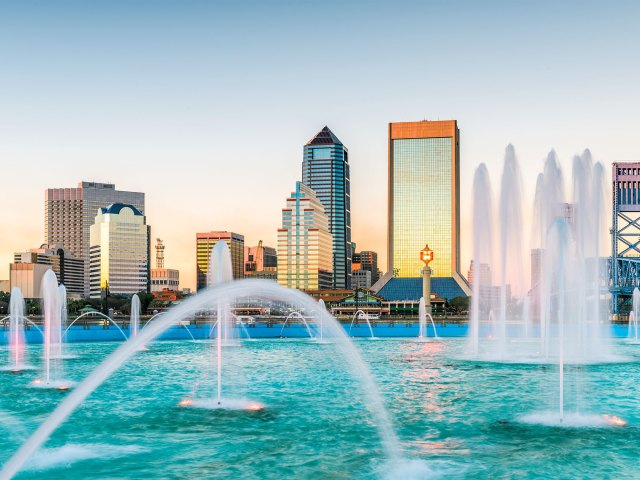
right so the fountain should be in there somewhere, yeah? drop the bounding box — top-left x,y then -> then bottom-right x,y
184,241 -> 249,409
130,295 -> 140,339
468,147 -> 613,364
0,279 -> 419,479
280,311 -> 314,338
318,299 -> 325,342
628,288 -> 640,342
34,270 -> 71,389
349,310 -> 376,339
467,146 -> 622,426
6,288 -> 26,372
417,297 -> 438,341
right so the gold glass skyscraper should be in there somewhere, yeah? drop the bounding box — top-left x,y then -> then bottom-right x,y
388,120 -> 467,291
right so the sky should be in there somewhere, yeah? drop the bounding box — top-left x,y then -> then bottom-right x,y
1,0 -> 639,290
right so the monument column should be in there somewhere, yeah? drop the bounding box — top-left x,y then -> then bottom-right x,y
420,244 -> 434,314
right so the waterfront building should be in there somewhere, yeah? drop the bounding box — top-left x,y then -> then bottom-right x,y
196,231 -> 245,290
12,244 -> 84,297
302,126 -> 352,289
150,239 -> 180,293
89,203 -> 151,298
374,120 -> 470,300
45,181 -> 144,296
352,250 -> 380,284
245,241 -> 277,280
277,182 -> 333,290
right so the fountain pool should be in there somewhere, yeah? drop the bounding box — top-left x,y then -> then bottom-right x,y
0,338 -> 639,479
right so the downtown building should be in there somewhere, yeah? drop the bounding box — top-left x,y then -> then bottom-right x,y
302,127 -> 352,289
89,204 -> 151,298
352,250 -> 380,286
244,241 -> 277,280
150,238 -> 180,294
277,182 -> 333,290
374,120 -> 470,302
196,231 -> 245,291
10,244 -> 84,299
45,181 -> 145,297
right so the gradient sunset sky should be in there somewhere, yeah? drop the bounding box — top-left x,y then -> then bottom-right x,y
1,0 -> 639,289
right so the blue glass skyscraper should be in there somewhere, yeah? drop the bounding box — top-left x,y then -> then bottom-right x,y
302,126 -> 352,289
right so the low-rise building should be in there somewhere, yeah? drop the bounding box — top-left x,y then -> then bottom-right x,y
11,244 -> 84,298
245,241 -> 277,280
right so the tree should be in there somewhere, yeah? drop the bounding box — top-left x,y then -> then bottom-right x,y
448,296 -> 469,314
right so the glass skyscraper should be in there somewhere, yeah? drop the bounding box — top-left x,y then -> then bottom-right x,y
195,231 -> 245,291
302,126 -> 352,289
388,120 -> 468,292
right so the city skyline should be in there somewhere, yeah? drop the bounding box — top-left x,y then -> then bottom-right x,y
2,1 -> 640,290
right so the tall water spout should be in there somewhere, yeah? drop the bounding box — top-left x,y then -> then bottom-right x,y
469,163 -> 494,355
498,145 -> 525,358
41,270 -> 64,386
207,241 -> 234,405
468,147 -> 613,365
8,288 -> 26,371
130,295 -> 140,339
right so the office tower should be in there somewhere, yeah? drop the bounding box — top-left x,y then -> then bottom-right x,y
12,244 -> 84,297
45,181 -> 144,296
277,181 -> 333,290
245,241 -> 277,280
387,120 -> 468,292
150,238 -> 180,293
352,250 -> 380,285
302,126 -> 352,289
196,231 -> 245,290
89,204 -> 151,298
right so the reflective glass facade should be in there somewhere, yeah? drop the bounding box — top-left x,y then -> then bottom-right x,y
389,121 -> 461,283
195,232 -> 245,290
277,182 -> 333,290
302,127 -> 351,289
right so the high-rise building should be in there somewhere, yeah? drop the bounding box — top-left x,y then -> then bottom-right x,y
277,182 -> 333,290
245,241 -> 277,280
302,126 -> 352,289
150,238 -> 180,293
89,204 -> 151,298
387,120 -> 468,292
45,181 -> 144,296
352,250 -> 380,285
196,231 -> 245,290
374,120 -> 469,303
12,244 -> 84,297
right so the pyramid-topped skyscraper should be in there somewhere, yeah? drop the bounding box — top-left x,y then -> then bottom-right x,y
302,126 -> 352,289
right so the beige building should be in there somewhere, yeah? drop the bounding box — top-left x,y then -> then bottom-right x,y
10,263 -> 53,299
45,181 -> 144,296
277,182 -> 333,290
89,203 -> 150,298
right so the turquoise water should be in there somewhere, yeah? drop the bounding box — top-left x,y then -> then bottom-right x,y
1,338 -> 640,479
